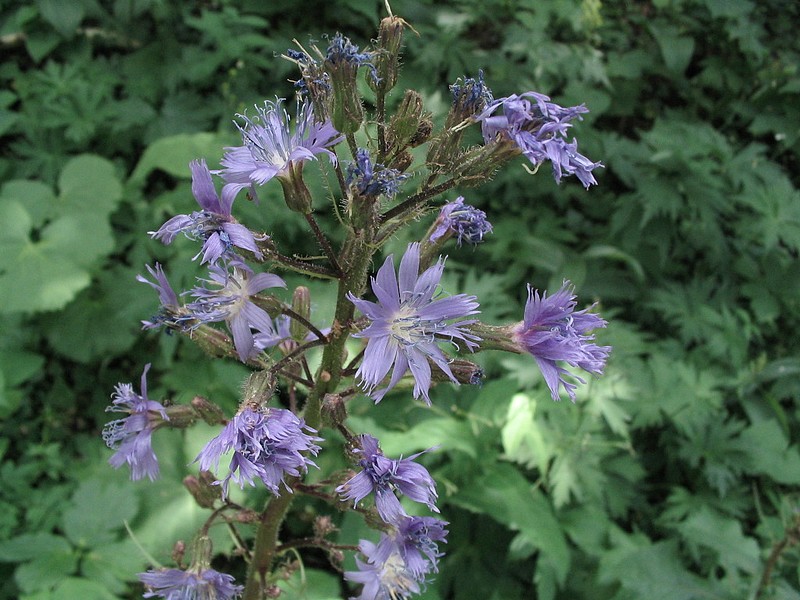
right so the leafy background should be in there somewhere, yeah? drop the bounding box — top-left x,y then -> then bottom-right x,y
1,0 -> 799,598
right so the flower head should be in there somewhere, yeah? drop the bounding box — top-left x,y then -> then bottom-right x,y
475,92 -> 602,188
139,567 -> 243,599
325,33 -> 378,82
336,434 -> 438,524
514,281 -> 611,401
195,407 -> 321,497
346,148 -> 408,198
429,196 -> 493,246
344,539 -> 422,600
217,99 -> 342,205
102,364 -> 168,481
150,160 -> 264,265
374,516 -> 448,578
450,70 -> 494,119
348,242 -> 480,403
187,265 -> 286,362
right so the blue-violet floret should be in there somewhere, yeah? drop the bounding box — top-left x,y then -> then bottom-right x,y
429,196 -> 493,246
139,567 -> 243,599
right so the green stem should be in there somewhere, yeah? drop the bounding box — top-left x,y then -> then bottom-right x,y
241,196 -> 379,599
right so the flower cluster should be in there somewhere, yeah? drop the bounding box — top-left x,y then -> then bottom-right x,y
139,567 -> 243,600
348,242 -> 480,403
103,17 -> 612,600
476,91 -> 603,188
196,406 -> 321,497
102,364 -> 168,482
338,435 -> 448,598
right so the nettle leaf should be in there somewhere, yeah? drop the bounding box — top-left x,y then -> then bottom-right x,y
674,506 -> 760,575
451,463 -> 570,585
738,420 -> 800,484
35,0 -> 86,38
0,155 -> 122,314
501,392 -> 553,473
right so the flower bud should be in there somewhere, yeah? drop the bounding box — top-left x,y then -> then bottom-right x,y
171,540 -> 186,565
431,358 -> 484,385
321,393 -> 348,428
183,472 -> 222,509
163,404 -> 197,429
325,33 -> 372,134
290,286 -> 311,342
369,16 -> 406,94
387,90 -> 428,157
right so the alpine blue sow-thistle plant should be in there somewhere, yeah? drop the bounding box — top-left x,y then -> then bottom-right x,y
104,9 -> 609,599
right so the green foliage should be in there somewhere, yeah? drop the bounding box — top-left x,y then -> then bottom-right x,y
2,0 -> 800,598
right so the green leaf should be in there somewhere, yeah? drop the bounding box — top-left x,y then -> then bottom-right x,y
739,420 -> 800,484
451,463 -> 570,584
277,567 -> 341,600
0,533 -> 70,562
0,157 -> 122,313
57,155 -> 123,218
130,133 -> 228,183
675,506 -> 760,575
0,180 -> 56,229
501,392 -> 552,473
61,479 -> 139,548
14,546 -> 78,593
38,577 -> 118,600
35,0 -> 85,37
82,541 -> 146,595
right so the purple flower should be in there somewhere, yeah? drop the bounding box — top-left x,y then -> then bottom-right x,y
375,516 -> 448,578
187,265 -> 286,362
195,407 -> 321,497
344,539 -> 422,600
336,434 -> 438,524
475,92 -> 602,188
325,33 -> 379,83
429,196 -> 493,246
346,148 -> 408,198
348,242 -> 480,403
450,70 -> 494,118
150,160 -> 264,265
139,567 -> 243,599
513,281 -> 611,401
217,99 -> 343,205
102,364 -> 168,481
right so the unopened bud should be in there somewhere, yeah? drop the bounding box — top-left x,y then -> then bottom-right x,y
388,150 -> 413,173
171,540 -> 186,565
266,584 -> 282,598
163,404 -> 197,429
325,34 -> 369,134
370,16 -> 406,94
290,286 -> 311,342
387,90 -> 425,155
313,515 -> 337,538
321,393 -> 348,428
409,117 -> 433,147
183,472 -> 221,509
242,370 -> 277,409
431,358 -> 484,386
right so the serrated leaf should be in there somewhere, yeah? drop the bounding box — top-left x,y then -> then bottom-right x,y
61,479 -> 139,548
502,393 -> 552,473
675,506 -> 760,574
82,540 -> 145,595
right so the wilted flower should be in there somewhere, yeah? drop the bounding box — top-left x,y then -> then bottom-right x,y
348,242 -> 480,403
476,92 -> 602,188
346,148 -> 408,198
450,70 -> 494,120
187,264 -> 286,362
102,364 -> 168,481
344,539 -> 422,600
513,280 -> 611,401
150,160 -> 264,265
325,32 -> 378,82
195,407 -> 321,497
139,567 -> 243,599
217,99 -> 342,204
429,196 -> 493,246
336,434 -> 438,524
